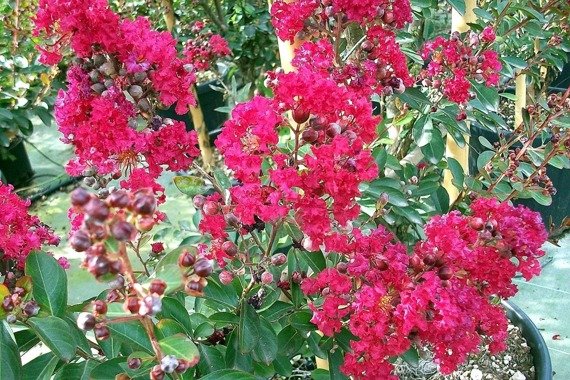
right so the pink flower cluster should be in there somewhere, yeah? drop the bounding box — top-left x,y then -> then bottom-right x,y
184,22 -> 232,72
35,0 -> 201,193
0,184 -> 60,268
271,0 -> 413,97
421,27 -> 502,105
301,198 -> 547,378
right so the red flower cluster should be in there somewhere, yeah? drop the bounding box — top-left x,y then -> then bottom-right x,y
421,28 -> 502,105
35,0 -> 201,192
184,22 -> 232,72
0,184 -> 59,268
301,199 -> 547,378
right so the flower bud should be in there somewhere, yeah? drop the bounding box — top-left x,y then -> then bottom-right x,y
139,295 -> 162,316
193,194 -> 206,208
194,259 -> 213,277
128,358 -> 142,370
84,198 -> 110,221
271,253 -> 287,266
221,241 -> 238,257
132,193 -> 156,215
136,216 -> 156,232
125,297 -> 140,314
361,40 -> 374,52
202,201 -> 219,216
292,107 -> 310,124
77,312 -> 97,330
150,365 -> 165,380
111,221 -> 136,241
219,270 -> 234,285
178,250 -> 196,267
185,280 -> 204,296
23,301 -> 40,317
438,266 -> 453,281
70,230 -> 92,252
469,217 -> 485,231
325,123 -> 341,138
336,262 -> 348,273
108,190 -> 130,208
261,272 -> 274,284
149,279 -> 167,296
94,325 -> 110,340
301,129 -> 319,143
383,11 -> 394,24
93,300 -> 108,315
71,188 -> 91,206
128,85 -> 144,99
423,254 -> 436,266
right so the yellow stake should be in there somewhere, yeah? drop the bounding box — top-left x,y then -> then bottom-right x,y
443,0 -> 477,204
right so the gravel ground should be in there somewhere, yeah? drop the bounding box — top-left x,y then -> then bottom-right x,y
396,325 -> 535,380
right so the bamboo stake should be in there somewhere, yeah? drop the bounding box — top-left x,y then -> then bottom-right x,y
443,0 -> 477,204
514,71 -> 526,129
163,0 -> 214,169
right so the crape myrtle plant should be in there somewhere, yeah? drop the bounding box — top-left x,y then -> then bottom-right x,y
0,1 -> 568,380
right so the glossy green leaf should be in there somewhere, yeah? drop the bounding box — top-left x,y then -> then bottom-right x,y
210,312 -> 240,327
412,114 -> 433,147
260,300 -> 293,322
174,176 -> 207,197
0,321 -> 21,380
107,321 -> 153,354
159,334 -> 200,362
238,302 -> 260,353
447,157 -> 465,189
530,190 -> 552,206
200,369 -> 257,380
25,251 -> 67,317
446,0 -> 465,14
252,317 -> 278,365
420,128 -> 444,164
22,352 -> 59,380
54,360 -> 97,380
277,326 -> 304,357
204,277 -> 240,310
159,297 -> 193,335
289,310 -> 316,333
225,330 -> 253,372
213,168 -> 232,190
28,316 -> 77,362
89,357 -> 127,379
197,344 -> 226,375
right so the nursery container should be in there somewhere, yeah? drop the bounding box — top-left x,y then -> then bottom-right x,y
0,138 -> 34,189
504,301 -> 553,380
158,80 -> 228,143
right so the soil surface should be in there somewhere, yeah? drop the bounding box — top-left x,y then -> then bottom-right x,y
396,324 -> 535,380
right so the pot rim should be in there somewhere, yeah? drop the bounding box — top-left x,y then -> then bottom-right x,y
502,300 -> 553,380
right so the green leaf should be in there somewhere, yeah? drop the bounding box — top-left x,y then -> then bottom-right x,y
530,191 -> 552,206
447,0 -> 465,14
28,316 -> 77,362
470,82 -> 499,112
107,321 -> 154,353
0,109 -> 13,120
159,297 -> 193,335
22,352 -> 59,380
328,348 -> 349,380
477,151 -> 495,171
156,318 -> 187,339
89,357 -> 127,379
194,322 -> 215,338
401,347 -> 420,366
0,321 -> 21,380
25,251 -> 67,317
204,277 -> 240,310
238,302 -> 260,353
396,87 -> 431,110
298,250 -> 326,273
198,344 -> 226,375
174,175 -> 207,197
159,334 -> 200,362
225,330 -> 253,372
412,115 -> 433,147
289,310 -> 316,333
252,317 -> 278,365
213,168 -> 232,190
54,360 -> 97,380
14,329 -> 39,352
260,300 -> 293,322
432,187 -> 450,214
447,157 -> 465,189
420,128 -> 444,164
200,369 -> 257,380
277,326 -> 304,357
392,206 -> 424,225
210,312 -> 240,327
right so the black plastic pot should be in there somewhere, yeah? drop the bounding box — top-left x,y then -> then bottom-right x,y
158,80 -> 228,143
503,301 -> 552,380
0,138 -> 34,189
